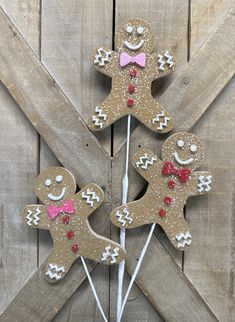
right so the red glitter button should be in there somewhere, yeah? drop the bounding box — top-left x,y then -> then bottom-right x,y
130,69 -> 137,77
159,209 -> 166,218
127,98 -> 134,107
168,180 -> 175,189
71,244 -> 79,253
67,231 -> 74,239
129,83 -> 135,94
164,197 -> 172,205
62,215 -> 70,225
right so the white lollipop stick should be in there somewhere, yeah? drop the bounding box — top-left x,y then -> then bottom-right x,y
117,114 -> 131,320
81,256 -> 108,322
117,223 -> 156,322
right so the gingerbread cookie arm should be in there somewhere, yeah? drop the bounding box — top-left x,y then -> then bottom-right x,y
132,148 -> 161,182
154,50 -> 175,78
76,183 -> 104,218
188,171 -> 213,196
23,205 -> 50,230
45,245 -> 75,282
80,232 -> 126,265
93,48 -> 117,77
110,192 -> 157,229
160,215 -> 192,250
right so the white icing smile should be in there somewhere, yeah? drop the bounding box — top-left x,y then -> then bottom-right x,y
48,187 -> 66,201
173,152 -> 194,165
124,39 -> 144,50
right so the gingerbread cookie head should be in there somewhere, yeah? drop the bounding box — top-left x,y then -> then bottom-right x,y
35,167 -> 76,205
162,132 -> 205,171
115,18 -> 154,54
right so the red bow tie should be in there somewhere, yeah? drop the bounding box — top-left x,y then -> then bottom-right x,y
162,161 -> 191,183
47,200 -> 75,220
119,52 -> 146,68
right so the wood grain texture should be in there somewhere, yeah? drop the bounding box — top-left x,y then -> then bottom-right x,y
185,73 -> 235,321
41,0 -> 113,153
0,0 -> 40,314
0,7 -> 111,195
125,226 -> 219,322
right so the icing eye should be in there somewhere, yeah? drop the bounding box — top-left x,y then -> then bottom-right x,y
45,179 -> 52,187
56,175 -> 63,183
190,144 -> 197,152
126,25 -> 133,34
177,140 -> 185,148
137,26 -> 144,35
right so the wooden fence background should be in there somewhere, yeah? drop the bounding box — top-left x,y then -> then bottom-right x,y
0,0 -> 234,321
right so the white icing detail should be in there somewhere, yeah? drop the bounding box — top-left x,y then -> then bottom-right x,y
45,179 -> 51,187
82,188 -> 100,207
101,245 -> 120,264
126,25 -> 133,33
48,187 -> 66,201
124,39 -> 144,50
92,106 -> 107,129
175,231 -> 192,249
173,152 -> 194,165
197,175 -> 212,193
136,153 -> 157,170
177,139 -> 185,148
190,144 -> 197,152
94,48 -> 112,66
56,175 -> 63,183
26,207 -> 41,226
158,50 -> 174,71
45,263 -> 65,280
137,26 -> 144,34
152,111 -> 170,130
115,208 -> 133,227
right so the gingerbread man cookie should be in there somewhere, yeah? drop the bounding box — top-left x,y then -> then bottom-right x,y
23,167 -> 126,282
88,18 -> 175,133
111,133 -> 213,250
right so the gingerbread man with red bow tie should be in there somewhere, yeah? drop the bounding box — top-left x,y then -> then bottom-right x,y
23,167 -> 126,282
110,132 -> 213,250
87,18 -> 175,133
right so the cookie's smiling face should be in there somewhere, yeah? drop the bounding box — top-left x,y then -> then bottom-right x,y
35,167 -> 76,205
162,133 -> 205,171
115,18 -> 154,53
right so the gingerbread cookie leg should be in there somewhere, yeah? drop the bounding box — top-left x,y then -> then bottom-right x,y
189,171 -> 213,196
45,245 -> 75,282
134,100 -> 174,133
160,215 -> 192,250
110,193 -> 157,229
23,205 -> 50,230
87,96 -> 126,131
80,234 -> 126,265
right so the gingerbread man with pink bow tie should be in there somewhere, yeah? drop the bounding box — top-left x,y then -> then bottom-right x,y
87,18 -> 175,133
110,133 -> 213,250
23,167 -> 126,282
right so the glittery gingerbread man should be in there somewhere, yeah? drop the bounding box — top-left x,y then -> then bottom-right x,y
23,167 -> 126,282
111,133 -> 213,250
87,18 -> 175,133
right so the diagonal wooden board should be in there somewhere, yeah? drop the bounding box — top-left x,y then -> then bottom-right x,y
0,6 -> 234,322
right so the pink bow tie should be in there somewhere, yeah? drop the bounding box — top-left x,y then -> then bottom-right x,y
47,200 -> 75,220
119,52 -> 146,68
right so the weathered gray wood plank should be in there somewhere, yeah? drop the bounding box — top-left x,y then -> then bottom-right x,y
0,0 -> 40,314
0,7 -> 111,195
